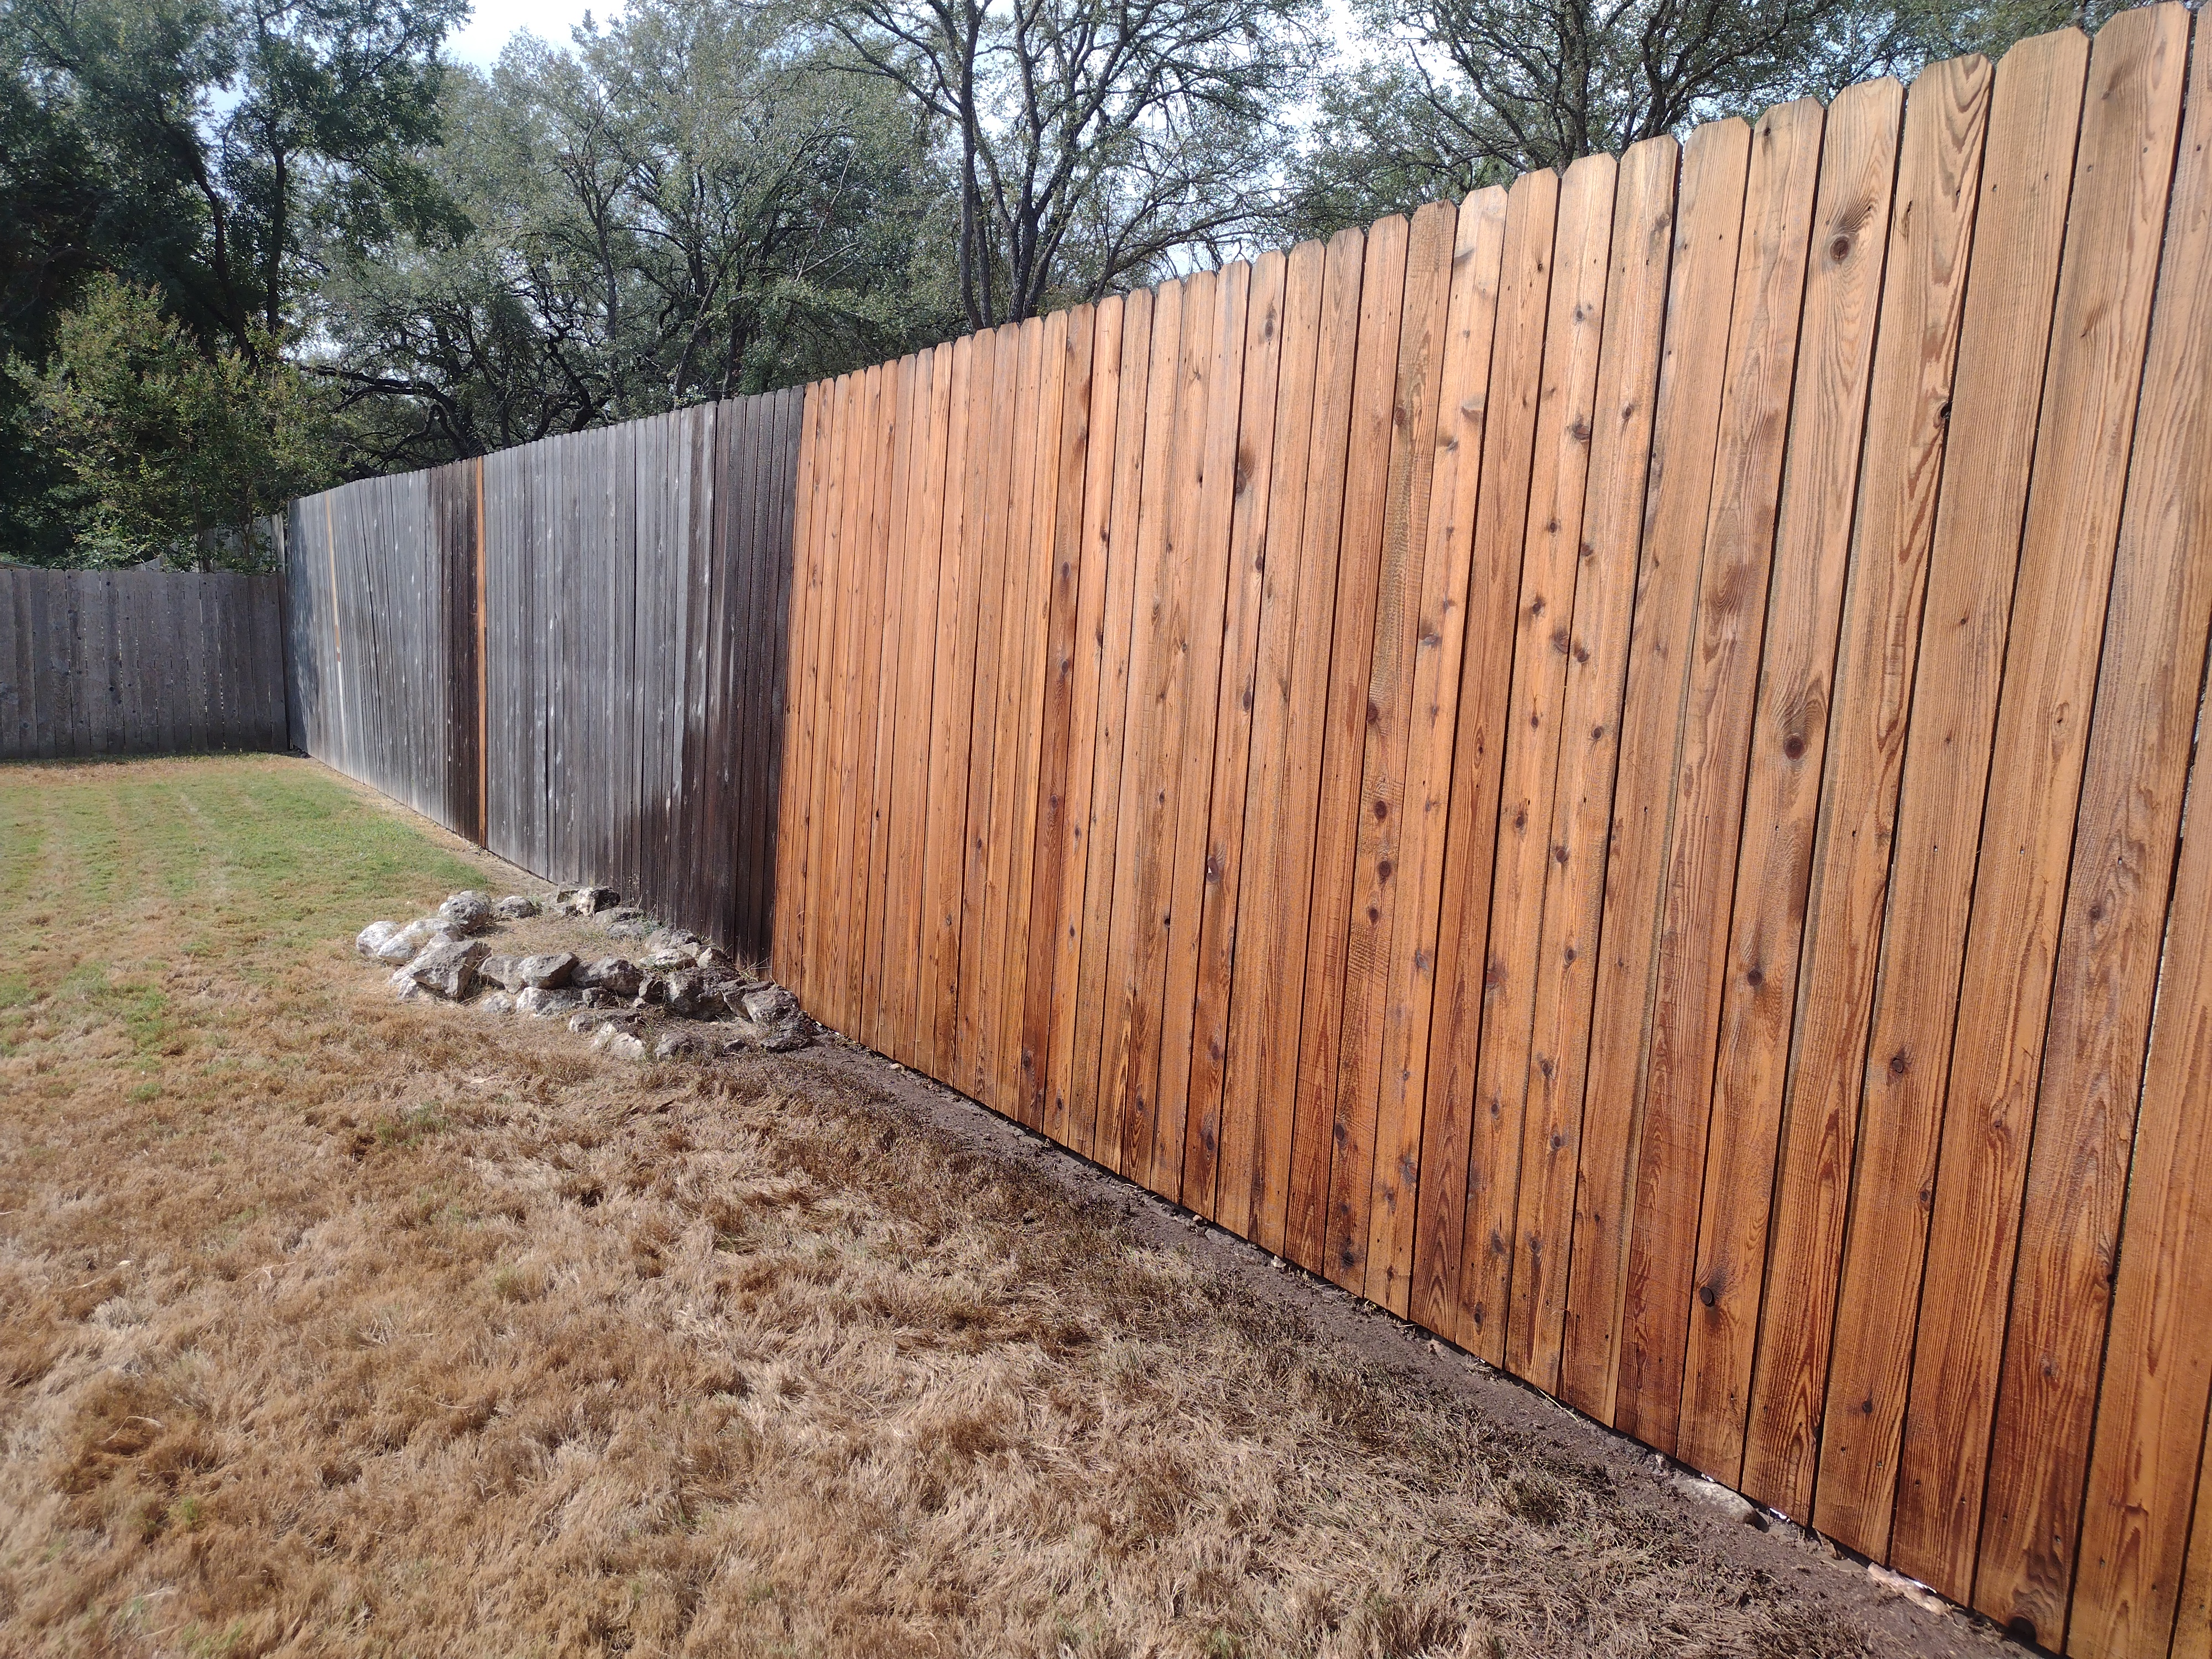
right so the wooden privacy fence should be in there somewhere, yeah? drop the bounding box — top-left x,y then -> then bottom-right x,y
1,566 -> 289,760
773,11 -> 2212,1657
285,390 -> 804,961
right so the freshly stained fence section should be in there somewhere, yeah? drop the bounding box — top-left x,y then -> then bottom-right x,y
0,566 -> 289,760
771,13 -> 2212,1658
265,12 -> 2212,1653
288,389 -> 802,961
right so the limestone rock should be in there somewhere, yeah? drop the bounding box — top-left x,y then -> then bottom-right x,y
492,895 -> 540,921
554,885 -> 620,916
355,921 -> 404,959
591,1024 -> 647,1060
396,937 -> 489,1000
372,917 -> 450,965
740,984 -> 799,1025
654,1030 -> 708,1061
576,957 -> 643,999
477,992 -> 515,1015
644,948 -> 697,972
513,952 -> 576,990
439,891 -> 495,935
659,970 -> 708,1019
515,985 -> 585,1018
759,1014 -> 815,1052
719,1010 -> 815,1053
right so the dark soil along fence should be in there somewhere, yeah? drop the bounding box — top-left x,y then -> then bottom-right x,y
0,566 -> 289,759
775,14 -> 2212,1659
284,390 -> 803,961
279,11 -> 2212,1657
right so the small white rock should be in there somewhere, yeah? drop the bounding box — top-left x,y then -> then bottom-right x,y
591,1024 -> 647,1060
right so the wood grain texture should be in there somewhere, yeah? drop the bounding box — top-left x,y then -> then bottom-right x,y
1483,138 -> 1678,1379
1982,9 -> 2203,1655
1214,238 -> 1337,1244
1737,48 -> 1998,1521
1285,221 -> 1404,1274
1479,155 -> 1616,1374
1421,169 -> 1558,1352
1097,280 -> 1190,1177
1361,187 -> 1511,1318
859,359 -> 915,1051
1021,308 -> 1097,1126
1613,97 -> 1823,1457
1898,2 -> 2189,1603
1809,24 -> 2090,1559
1039,300 -> 1120,1145
777,383 -> 833,993
1150,268 -> 1245,1195
1326,201 -> 1458,1296
1183,255 -> 1290,1214
1560,115 -> 1752,1425
1004,311 -> 1074,1120
977,320 -> 1049,1112
921,338 -> 984,1079
1067,290 -> 1156,1164
956,329 -> 1019,1097
883,355 -> 943,1061
1247,230 -> 1365,1255
1673,76 -> 1902,1484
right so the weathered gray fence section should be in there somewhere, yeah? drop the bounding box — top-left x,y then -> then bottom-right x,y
284,462 -> 481,838
0,566 -> 289,760
287,387 -> 803,962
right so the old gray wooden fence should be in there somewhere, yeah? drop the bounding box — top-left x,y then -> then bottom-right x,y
283,389 -> 805,962
0,566 -> 290,760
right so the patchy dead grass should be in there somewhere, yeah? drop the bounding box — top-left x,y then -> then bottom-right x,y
1,756 -> 1884,1658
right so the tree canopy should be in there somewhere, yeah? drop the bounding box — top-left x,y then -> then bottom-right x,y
0,0 -> 2139,566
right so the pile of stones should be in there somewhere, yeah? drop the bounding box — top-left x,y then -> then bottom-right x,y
355,886 -> 812,1060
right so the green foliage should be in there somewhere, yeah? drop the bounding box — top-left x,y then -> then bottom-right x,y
17,275 -> 330,568
319,0 -> 958,469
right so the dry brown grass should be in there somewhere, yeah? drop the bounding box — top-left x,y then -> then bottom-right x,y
0,757 -> 1958,1658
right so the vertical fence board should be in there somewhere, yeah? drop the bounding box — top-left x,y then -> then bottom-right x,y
1675,72 -> 1907,1488
1486,153 -> 1620,1378
921,343 -> 983,1077
1738,44 -> 2007,1521
1041,302 -> 1124,1148
1097,279 -> 1190,1177
1151,268 -> 1245,1195
1560,116 -> 1752,1423
1886,1 -> 2189,1605
1285,223 -> 1401,1272
1506,144 -> 1671,1388
1067,292 -> 1156,1163
1183,257 -> 1290,1212
1212,243 -> 1328,1240
1968,11 -> 2205,1635
1021,310 -> 1097,1125
1811,16 -> 2109,1559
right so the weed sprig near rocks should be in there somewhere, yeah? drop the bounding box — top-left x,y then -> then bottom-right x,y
357,885 -> 814,1062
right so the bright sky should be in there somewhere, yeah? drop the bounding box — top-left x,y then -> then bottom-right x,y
446,0 -> 620,66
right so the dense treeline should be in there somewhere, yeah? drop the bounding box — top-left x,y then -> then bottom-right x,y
1,0 -> 2127,568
